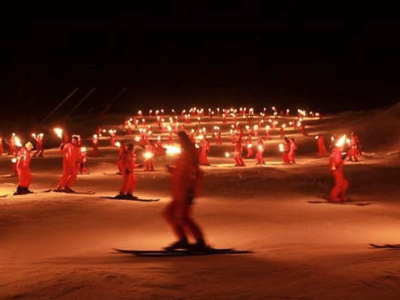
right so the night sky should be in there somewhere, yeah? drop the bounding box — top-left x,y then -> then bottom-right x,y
1,5 -> 400,126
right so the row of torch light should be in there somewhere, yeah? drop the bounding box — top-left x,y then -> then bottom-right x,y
4,106 -> 321,169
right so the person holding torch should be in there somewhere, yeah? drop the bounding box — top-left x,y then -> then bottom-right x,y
14,141 -> 34,195
55,135 -> 80,193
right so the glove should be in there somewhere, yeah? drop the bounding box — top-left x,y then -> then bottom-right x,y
125,168 -> 130,174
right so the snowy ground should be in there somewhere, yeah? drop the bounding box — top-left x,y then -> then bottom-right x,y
1,105 -> 400,300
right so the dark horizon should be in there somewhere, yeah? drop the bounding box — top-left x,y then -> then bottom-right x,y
1,9 -> 400,126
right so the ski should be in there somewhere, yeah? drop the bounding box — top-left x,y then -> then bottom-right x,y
103,172 -> 122,176
308,199 -> 371,206
369,243 -> 400,249
113,248 -> 253,257
0,189 -> 52,198
0,174 -> 18,178
52,189 -> 96,195
101,196 -> 159,202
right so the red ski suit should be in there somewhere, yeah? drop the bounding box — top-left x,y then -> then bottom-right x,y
317,135 -> 327,157
58,142 -> 79,189
0,137 -> 3,156
199,139 -> 210,166
119,149 -> 136,194
33,135 -> 44,157
162,136 -> 205,244
256,140 -> 265,164
16,146 -> 32,188
329,147 -> 349,201
347,135 -> 361,162
144,142 -> 156,171
234,140 -> 245,166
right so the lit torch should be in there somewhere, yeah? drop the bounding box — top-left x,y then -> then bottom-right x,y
54,128 -> 63,139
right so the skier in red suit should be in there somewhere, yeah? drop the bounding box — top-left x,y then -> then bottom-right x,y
282,137 -> 290,164
255,138 -> 266,165
316,135 -> 327,157
0,136 -> 4,156
116,142 -> 126,175
329,137 -> 349,201
33,133 -> 44,157
215,130 -> 222,145
347,132 -> 361,162
144,140 -> 156,171
234,139 -> 245,167
14,141 -> 34,195
92,134 -> 100,157
199,137 -> 210,166
118,143 -> 137,199
288,138 -> 297,164
162,131 -> 208,251
55,135 -> 80,193
78,147 -> 88,174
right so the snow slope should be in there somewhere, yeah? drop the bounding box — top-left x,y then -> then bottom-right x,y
1,104 -> 400,300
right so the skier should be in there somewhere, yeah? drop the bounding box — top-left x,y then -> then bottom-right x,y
78,147 -> 88,174
14,141 -> 34,195
199,137 -> 210,166
162,131 -> 208,251
117,143 -> 137,199
116,142 -> 126,175
144,140 -> 156,171
234,139 -> 245,167
55,135 -> 80,193
91,134 -> 100,157
329,136 -> 349,201
288,138 -> 297,164
33,133 -> 44,157
282,137 -> 290,164
0,135 -> 3,156
255,138 -> 266,165
347,132 -> 361,162
316,135 -> 327,157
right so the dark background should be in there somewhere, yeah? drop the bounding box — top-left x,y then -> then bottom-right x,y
1,5 -> 400,130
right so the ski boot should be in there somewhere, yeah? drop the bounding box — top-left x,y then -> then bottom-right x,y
164,238 -> 190,251
13,186 -> 27,195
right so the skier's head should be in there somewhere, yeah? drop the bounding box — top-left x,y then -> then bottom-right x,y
71,135 -> 79,145
25,141 -> 33,151
177,131 -> 195,152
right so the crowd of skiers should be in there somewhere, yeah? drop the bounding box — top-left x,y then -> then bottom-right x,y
0,109 -> 363,251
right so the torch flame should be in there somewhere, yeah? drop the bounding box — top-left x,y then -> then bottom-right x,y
54,128 -> 63,138
335,135 -> 347,148
165,146 -> 182,155
143,152 -> 153,159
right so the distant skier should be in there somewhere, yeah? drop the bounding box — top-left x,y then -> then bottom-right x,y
33,133 -> 44,157
55,135 -> 80,193
162,131 -> 208,251
14,141 -> 34,195
329,136 -> 349,201
117,143 -> 137,199
316,135 -> 327,157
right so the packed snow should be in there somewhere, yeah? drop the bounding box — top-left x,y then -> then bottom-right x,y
1,104 -> 400,300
